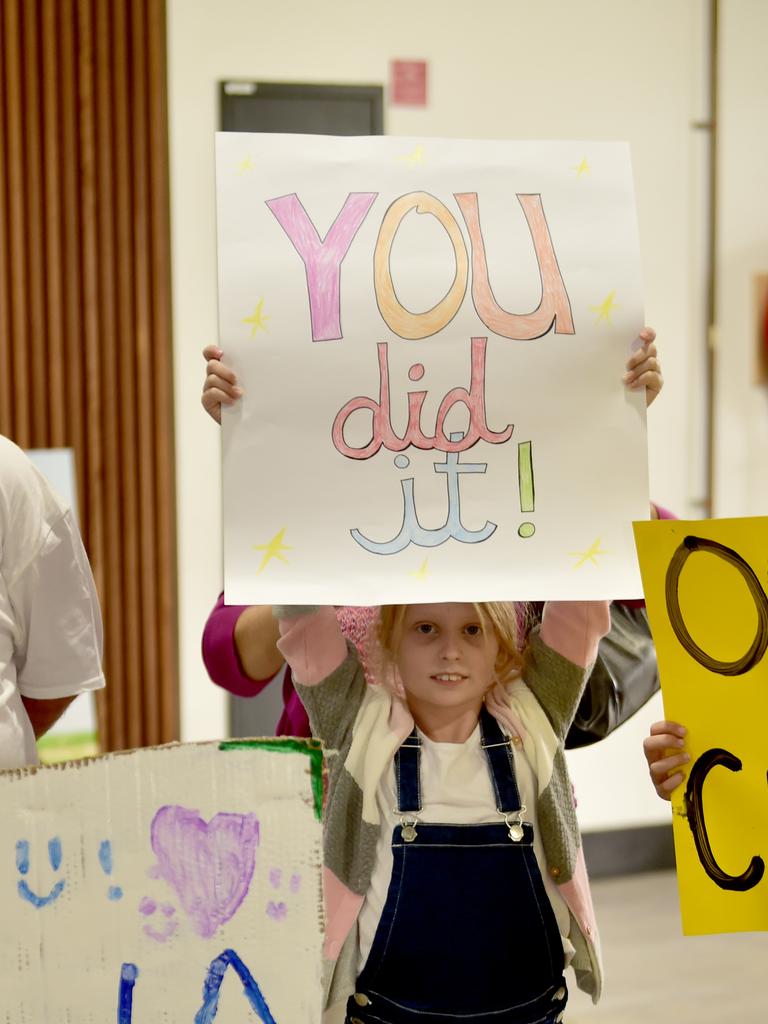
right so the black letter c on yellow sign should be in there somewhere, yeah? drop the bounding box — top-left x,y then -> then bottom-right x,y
685,748 -> 764,892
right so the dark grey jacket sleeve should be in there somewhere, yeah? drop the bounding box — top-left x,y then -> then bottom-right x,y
565,604 -> 660,749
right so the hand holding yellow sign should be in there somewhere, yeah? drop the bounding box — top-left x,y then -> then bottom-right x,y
634,517 -> 768,935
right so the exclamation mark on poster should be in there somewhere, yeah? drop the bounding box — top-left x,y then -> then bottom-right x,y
517,441 -> 535,538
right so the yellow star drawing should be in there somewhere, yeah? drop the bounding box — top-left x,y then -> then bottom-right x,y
569,538 -> 609,569
253,528 -> 292,574
242,299 -> 270,337
572,158 -> 590,177
397,145 -> 425,165
410,558 -> 430,581
237,155 -> 254,175
589,290 -> 619,324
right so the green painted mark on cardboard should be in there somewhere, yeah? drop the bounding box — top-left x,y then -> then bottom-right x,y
219,738 -> 324,821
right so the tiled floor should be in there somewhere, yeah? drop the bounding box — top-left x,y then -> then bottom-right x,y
566,870 -> 766,1022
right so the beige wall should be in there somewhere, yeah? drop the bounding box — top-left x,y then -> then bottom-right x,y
167,0 -> 748,830
715,0 -> 768,515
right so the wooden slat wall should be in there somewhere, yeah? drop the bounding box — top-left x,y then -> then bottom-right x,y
0,0 -> 178,750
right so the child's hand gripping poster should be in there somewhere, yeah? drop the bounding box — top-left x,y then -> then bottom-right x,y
217,135 -> 649,605
0,740 -> 324,1022
634,517 -> 768,935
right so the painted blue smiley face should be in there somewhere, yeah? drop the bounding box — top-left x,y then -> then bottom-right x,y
15,837 -> 124,907
16,838 -> 66,907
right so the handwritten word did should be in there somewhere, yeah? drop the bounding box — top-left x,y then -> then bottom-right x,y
268,190 -> 574,343
333,336 -> 511,459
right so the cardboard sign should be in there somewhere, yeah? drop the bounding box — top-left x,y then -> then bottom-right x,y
634,517 -> 768,934
0,740 -> 324,1021
218,134 -> 649,605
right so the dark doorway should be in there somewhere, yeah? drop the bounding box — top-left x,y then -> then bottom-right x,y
220,81 -> 384,136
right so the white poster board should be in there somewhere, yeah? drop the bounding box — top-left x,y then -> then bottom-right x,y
218,134 -> 648,604
0,740 -> 324,1022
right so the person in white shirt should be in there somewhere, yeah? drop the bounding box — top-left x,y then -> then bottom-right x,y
0,435 -> 105,770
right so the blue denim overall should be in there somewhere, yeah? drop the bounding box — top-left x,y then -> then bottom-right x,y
345,707 -> 568,1024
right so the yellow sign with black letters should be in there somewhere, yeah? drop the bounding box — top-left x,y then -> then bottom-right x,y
634,517 -> 768,934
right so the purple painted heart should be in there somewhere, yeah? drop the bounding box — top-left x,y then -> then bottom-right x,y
150,805 -> 260,938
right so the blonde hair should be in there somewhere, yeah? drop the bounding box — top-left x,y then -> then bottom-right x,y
375,602 -> 524,693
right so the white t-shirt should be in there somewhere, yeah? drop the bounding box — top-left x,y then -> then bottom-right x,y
357,722 -> 573,973
0,437 -> 105,770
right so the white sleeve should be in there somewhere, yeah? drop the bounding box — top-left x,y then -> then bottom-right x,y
10,508 -> 105,700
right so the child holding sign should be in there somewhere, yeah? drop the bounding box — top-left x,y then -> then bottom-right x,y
276,598 -> 609,1024
205,332 -> 664,1021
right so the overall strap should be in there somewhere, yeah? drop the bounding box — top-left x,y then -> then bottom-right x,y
394,708 -> 523,816
479,705 -> 523,815
394,729 -> 422,814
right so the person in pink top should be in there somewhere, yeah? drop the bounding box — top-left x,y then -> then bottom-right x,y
202,599 -> 376,736
201,330 -> 666,744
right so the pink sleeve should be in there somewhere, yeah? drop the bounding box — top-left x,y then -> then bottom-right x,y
201,592 -> 281,698
540,601 -> 611,668
652,503 -> 676,521
620,502 -> 679,609
277,608 -> 348,686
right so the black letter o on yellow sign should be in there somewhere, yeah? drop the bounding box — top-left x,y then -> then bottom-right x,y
664,536 -> 768,675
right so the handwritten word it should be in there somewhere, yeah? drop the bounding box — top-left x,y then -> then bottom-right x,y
351,431 -> 496,554
333,336 -> 511,459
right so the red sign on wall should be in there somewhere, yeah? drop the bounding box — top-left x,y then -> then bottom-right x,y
390,60 -> 428,107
